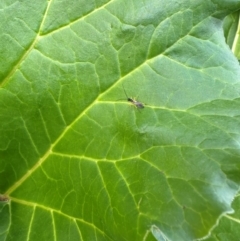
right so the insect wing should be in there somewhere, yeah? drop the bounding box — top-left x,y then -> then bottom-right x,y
131,99 -> 144,109
135,101 -> 144,109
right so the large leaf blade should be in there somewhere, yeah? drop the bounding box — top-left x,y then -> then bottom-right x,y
1,0 -> 240,240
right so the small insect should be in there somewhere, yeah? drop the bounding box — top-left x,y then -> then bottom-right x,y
122,84 -> 144,109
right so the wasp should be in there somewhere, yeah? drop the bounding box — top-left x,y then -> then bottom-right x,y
122,84 -> 144,109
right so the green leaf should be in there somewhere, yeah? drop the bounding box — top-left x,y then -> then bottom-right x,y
204,193 -> 240,241
223,12 -> 239,49
1,1 -> 240,241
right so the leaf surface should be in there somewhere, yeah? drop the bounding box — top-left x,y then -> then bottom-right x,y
1,1 -> 240,241
204,193 -> 240,241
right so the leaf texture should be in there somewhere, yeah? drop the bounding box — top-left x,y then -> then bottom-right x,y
1,0 -> 240,241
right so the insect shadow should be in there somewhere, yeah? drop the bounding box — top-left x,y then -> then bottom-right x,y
117,84 -> 145,110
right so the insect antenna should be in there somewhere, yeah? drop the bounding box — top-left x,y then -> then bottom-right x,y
122,83 -> 129,99
115,84 -> 128,101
